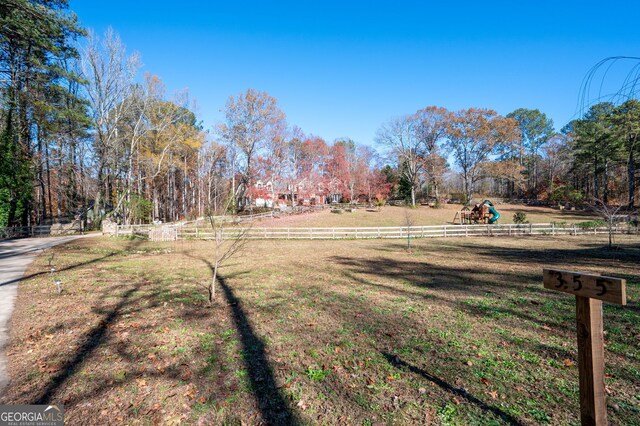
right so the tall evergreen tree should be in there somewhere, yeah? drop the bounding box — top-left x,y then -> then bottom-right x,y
573,103 -> 622,204
610,99 -> 640,207
506,108 -> 555,196
0,0 -> 85,226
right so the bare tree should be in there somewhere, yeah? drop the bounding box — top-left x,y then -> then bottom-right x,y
113,75 -> 200,223
404,209 -> 415,250
198,141 -> 228,216
80,28 -> 141,218
376,115 -> 424,207
590,199 -> 635,249
414,106 -> 450,201
446,108 -> 520,204
218,89 -> 286,211
205,200 -> 250,305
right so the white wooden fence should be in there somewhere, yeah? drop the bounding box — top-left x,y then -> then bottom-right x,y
110,211 -> 278,241
165,222 -> 638,241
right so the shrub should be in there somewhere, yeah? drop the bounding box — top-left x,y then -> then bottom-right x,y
513,212 -> 528,224
577,220 -> 606,229
125,194 -> 153,224
549,185 -> 584,205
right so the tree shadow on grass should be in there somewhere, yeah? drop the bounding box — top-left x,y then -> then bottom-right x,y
406,239 -> 640,270
33,282 -> 144,404
0,249 -> 121,288
197,257 -> 298,425
329,255 -> 539,296
335,266 -> 570,329
381,352 -> 525,426
26,239 -> 147,404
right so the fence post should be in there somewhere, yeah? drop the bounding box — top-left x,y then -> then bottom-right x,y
444,225 -> 447,238
287,228 -> 290,239
529,223 -> 532,235
552,222 -> 555,236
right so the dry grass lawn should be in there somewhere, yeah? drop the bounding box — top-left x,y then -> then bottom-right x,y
254,203 -> 598,229
1,234 -> 638,425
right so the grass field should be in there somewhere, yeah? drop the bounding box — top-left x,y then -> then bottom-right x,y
1,235 -> 638,425
255,203 -> 598,229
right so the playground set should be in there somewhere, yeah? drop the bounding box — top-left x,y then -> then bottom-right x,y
453,200 -> 501,225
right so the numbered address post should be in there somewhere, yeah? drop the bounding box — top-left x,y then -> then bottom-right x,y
543,269 -> 626,305
543,268 -> 627,426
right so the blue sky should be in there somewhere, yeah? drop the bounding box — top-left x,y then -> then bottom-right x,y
70,1 -> 640,146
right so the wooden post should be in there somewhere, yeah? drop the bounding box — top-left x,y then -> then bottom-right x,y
543,268 -> 627,426
576,296 -> 606,426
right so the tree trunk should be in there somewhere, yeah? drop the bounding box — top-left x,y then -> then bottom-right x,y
37,125 -> 46,224
209,261 -> 219,305
593,155 -> 600,202
629,150 -> 636,208
603,161 -> 609,205
463,173 -> 473,206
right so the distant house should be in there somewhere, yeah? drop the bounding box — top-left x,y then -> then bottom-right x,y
249,176 -> 344,207
252,180 -> 274,208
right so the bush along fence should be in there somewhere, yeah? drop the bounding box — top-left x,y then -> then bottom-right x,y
105,222 -> 640,242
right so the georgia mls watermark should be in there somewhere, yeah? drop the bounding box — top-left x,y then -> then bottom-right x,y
0,405 -> 64,426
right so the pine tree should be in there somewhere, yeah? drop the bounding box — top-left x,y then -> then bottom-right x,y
0,0 -> 85,226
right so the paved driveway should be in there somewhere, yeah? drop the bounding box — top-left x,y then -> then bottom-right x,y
0,235 -> 95,395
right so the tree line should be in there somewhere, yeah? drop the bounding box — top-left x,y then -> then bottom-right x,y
1,1 -> 638,228
376,103 -> 639,209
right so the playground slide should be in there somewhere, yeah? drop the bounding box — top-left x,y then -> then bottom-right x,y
483,200 -> 500,224
488,206 -> 500,224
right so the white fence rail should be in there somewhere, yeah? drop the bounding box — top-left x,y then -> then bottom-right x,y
109,211 -> 278,240
174,222 -> 638,241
